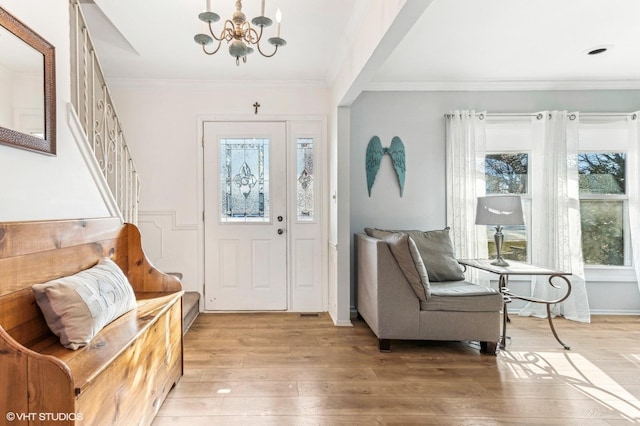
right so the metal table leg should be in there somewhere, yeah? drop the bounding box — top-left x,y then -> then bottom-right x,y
544,274 -> 572,350
546,303 -> 571,350
499,274 -> 510,349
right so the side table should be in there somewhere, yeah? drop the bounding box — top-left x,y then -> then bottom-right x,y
458,259 -> 572,350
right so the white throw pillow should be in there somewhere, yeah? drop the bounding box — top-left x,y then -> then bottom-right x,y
32,257 -> 137,350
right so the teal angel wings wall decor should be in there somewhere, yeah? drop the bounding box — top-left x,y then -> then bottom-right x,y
366,136 -> 406,197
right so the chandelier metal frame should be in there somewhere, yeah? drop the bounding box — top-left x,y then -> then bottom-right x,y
194,0 -> 286,65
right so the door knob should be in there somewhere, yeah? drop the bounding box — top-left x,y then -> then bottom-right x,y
277,216 -> 283,222
277,228 -> 284,235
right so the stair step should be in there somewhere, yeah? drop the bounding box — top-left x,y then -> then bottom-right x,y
182,291 -> 200,334
166,273 -> 200,334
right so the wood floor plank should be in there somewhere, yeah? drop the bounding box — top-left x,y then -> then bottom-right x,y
381,416 -> 613,425
240,354 -> 409,369
169,380 -> 299,398
156,397 -> 223,417
297,380 -> 488,398
153,313 -> 640,425
153,415 -> 384,425
429,396 -> 639,420
217,396 -> 437,416
197,367 -> 378,382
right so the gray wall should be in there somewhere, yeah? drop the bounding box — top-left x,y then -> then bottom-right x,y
350,89 -> 640,313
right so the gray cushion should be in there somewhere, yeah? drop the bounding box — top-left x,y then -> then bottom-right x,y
403,228 -> 465,282
32,257 -> 137,350
364,227 -> 393,240
364,228 -> 430,300
366,227 -> 465,282
420,281 -> 503,312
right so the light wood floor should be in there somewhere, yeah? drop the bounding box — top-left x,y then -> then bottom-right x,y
153,313 -> 640,425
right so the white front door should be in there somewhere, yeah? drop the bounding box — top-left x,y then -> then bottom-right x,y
204,122 -> 287,310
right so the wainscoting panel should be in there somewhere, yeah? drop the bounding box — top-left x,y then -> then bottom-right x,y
138,210 -> 199,295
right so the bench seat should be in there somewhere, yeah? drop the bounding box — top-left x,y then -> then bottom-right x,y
29,292 -> 182,395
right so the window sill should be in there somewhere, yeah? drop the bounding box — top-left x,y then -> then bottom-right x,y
585,266 -> 637,283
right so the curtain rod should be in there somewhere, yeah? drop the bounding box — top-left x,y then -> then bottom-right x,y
489,112 -> 635,118
444,112 -> 637,120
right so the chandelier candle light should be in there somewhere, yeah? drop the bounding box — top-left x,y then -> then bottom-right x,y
475,195 -> 525,267
195,0 -> 286,65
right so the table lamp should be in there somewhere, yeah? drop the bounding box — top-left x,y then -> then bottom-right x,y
475,195 -> 524,266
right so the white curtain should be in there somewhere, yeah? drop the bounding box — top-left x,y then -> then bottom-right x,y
627,112 -> 640,292
445,111 -> 488,282
519,111 -> 590,323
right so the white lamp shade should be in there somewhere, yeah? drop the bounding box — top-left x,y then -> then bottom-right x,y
475,195 -> 524,226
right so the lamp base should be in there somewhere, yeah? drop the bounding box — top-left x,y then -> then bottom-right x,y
492,225 -> 509,267
490,257 -> 510,267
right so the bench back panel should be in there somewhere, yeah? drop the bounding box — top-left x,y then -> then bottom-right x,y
0,218 -> 128,347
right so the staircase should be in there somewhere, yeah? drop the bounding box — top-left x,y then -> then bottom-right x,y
167,273 -> 200,333
69,0 -> 199,333
69,0 -> 139,224
182,292 -> 201,333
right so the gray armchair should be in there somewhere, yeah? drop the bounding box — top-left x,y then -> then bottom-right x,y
356,232 -> 502,354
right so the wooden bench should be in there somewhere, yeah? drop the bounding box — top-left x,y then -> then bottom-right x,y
0,218 -> 183,425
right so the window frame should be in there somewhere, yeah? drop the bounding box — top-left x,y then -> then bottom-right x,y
578,150 -> 631,268
578,120 -> 635,280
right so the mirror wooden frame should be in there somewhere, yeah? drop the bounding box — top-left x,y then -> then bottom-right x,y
0,7 -> 56,155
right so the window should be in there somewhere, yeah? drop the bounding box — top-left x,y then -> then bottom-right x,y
296,138 -> 315,221
484,153 -> 529,262
485,153 -> 528,194
578,152 -> 628,266
219,138 -> 269,222
483,117 -> 636,280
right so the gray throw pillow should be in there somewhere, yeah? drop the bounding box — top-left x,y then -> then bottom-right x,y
364,227 -> 394,240
364,228 -> 430,300
403,228 -> 465,282
366,227 -> 465,282
32,257 -> 137,350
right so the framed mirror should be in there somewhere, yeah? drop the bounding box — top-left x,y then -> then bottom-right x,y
0,7 -> 56,155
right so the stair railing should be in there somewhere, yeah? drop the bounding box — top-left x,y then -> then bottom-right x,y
69,0 -> 139,224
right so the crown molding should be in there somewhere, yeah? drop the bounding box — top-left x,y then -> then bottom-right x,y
365,80 -> 640,92
106,77 -> 330,90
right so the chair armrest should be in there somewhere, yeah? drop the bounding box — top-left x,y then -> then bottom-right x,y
355,234 -> 419,338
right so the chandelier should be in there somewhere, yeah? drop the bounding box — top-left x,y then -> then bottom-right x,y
194,0 -> 286,66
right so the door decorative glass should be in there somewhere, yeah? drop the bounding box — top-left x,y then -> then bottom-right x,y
220,138 -> 269,221
296,138 -> 314,221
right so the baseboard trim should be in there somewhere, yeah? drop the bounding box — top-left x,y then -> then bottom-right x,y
588,309 -> 640,315
510,308 -> 640,316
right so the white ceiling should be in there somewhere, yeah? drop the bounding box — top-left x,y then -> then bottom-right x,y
82,0 -> 640,90
82,0 -> 363,85
371,0 -> 640,90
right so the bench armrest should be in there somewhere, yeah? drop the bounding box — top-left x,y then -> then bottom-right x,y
125,223 -> 183,293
